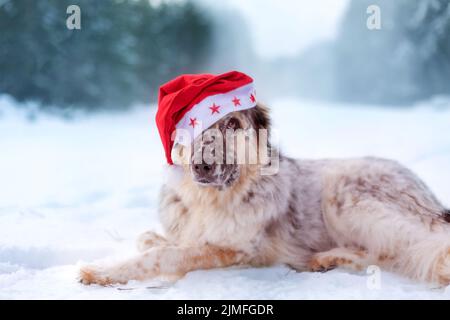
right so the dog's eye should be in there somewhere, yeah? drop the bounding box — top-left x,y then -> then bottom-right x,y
226,118 -> 241,130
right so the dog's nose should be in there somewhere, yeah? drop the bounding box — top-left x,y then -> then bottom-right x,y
194,164 -> 212,174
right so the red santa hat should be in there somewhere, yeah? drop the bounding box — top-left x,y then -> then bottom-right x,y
156,71 -> 257,165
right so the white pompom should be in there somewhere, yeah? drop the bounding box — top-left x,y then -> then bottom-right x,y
162,164 -> 185,187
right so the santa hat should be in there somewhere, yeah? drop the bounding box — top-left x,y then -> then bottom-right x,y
156,71 -> 257,165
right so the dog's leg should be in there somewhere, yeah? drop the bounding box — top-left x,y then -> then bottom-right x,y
136,231 -> 169,252
308,247 -> 370,272
80,245 -> 246,286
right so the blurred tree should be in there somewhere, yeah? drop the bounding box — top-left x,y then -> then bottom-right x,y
0,0 -> 211,111
403,0 -> 450,100
335,0 -> 450,105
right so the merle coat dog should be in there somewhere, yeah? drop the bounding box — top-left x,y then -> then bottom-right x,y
80,103 -> 450,286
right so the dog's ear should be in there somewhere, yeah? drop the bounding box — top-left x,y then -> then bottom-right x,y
247,102 -> 271,132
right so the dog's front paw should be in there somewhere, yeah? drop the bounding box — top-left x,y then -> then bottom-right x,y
79,265 -> 126,286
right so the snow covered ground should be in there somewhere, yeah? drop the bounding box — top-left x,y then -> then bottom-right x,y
1,95 -> 450,299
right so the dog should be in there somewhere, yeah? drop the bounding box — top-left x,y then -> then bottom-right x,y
80,103 -> 450,286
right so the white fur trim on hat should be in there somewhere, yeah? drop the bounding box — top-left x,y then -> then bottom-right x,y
173,82 -> 256,146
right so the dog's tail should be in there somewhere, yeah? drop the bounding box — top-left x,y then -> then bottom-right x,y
388,213 -> 450,285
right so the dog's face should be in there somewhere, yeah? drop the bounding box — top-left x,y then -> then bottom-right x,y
172,103 -> 271,189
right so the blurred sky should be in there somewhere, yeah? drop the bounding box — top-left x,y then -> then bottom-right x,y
220,0 -> 349,59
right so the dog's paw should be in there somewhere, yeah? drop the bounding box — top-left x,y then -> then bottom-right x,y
308,256 -> 337,273
308,252 -> 362,273
79,265 -> 126,286
136,231 -> 168,252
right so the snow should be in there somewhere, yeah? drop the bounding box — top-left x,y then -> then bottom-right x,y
1,95 -> 450,299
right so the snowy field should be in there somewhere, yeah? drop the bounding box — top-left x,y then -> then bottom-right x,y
0,95 -> 450,299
